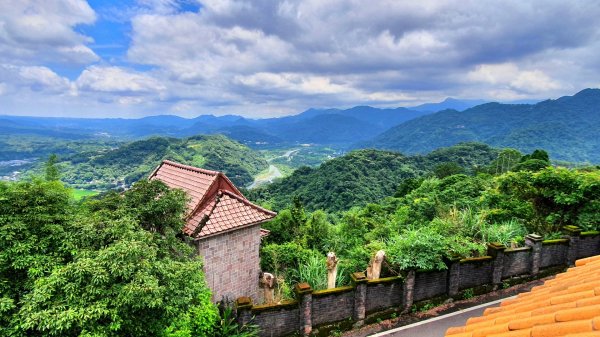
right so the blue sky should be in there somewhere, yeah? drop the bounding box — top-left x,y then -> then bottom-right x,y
1,0 -> 600,118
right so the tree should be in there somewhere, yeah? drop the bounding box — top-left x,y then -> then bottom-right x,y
433,162 -> 465,179
45,154 -> 60,181
1,179 -> 218,337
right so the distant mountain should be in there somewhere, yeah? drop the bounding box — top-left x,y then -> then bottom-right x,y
38,134 -> 268,189
410,98 -> 487,112
247,142 -> 499,212
365,89 -> 600,163
0,105 -> 431,147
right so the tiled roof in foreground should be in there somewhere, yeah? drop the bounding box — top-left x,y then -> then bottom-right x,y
150,160 -> 276,239
445,255 -> 600,337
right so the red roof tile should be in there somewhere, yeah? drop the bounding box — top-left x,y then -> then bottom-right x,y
445,255 -> 600,337
149,160 -> 276,239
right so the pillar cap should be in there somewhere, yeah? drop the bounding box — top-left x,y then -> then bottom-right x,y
236,296 -> 253,309
525,233 -> 543,242
563,225 -> 582,236
351,271 -> 368,284
295,282 -> 313,295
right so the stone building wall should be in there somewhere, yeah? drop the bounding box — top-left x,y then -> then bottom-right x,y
198,224 -> 261,301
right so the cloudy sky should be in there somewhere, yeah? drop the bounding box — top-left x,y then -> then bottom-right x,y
1,0 -> 600,118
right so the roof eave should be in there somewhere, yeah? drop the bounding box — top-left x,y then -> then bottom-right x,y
191,217 -> 275,241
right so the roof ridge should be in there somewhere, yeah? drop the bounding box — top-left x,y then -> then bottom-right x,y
162,160 -> 219,176
219,189 -> 277,216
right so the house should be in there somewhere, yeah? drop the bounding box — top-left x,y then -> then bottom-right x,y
149,160 -> 276,301
445,254 -> 600,337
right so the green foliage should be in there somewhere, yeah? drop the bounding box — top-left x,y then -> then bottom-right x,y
260,156 -> 598,278
24,135 -> 268,190
296,252 -> 347,290
0,179 -> 218,337
44,154 -> 60,181
248,142 -> 499,213
260,242 -> 313,283
211,306 -> 259,337
434,162 -> 465,178
385,227 -> 448,271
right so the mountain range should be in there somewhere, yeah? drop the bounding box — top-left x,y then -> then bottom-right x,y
364,89 -> 600,163
2,90 -> 600,164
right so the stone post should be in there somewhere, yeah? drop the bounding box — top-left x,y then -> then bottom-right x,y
446,257 -> 461,297
563,225 -> 581,266
351,272 -> 368,327
260,272 -> 276,304
487,242 -> 506,287
295,282 -> 313,336
367,250 -> 385,280
525,234 -> 543,275
326,252 -> 339,289
402,270 -> 415,313
235,297 -> 253,327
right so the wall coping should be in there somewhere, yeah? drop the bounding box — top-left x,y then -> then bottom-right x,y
366,275 -> 403,285
504,247 -> 532,253
312,286 -> 354,297
542,238 -> 569,245
460,256 -> 493,263
251,299 -> 299,313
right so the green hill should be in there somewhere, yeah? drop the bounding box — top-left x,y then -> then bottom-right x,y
365,89 -> 600,163
247,142 -> 499,212
51,134 -> 268,189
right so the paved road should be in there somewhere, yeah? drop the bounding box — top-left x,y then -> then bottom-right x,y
370,300 -> 503,337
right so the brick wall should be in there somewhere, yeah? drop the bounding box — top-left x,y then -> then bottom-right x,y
502,248 -> 531,277
236,227 -> 600,337
311,287 -> 354,326
458,258 -> 492,289
252,303 -> 300,337
413,270 -> 447,301
365,277 -> 404,313
540,241 -> 568,268
198,224 -> 261,301
577,233 -> 600,259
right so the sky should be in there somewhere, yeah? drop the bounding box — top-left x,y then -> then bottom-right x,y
1,0 -> 600,118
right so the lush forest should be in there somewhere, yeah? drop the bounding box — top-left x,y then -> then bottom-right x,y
0,173 -> 258,337
365,89 -> 600,163
247,142 -> 500,212
25,135 -> 268,189
257,148 -> 600,295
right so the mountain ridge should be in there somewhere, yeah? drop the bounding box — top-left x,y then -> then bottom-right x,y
363,89 -> 600,163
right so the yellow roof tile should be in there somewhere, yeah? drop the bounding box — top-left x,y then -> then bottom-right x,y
444,255 -> 600,337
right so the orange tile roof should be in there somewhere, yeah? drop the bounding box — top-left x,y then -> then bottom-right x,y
149,160 -> 276,239
445,255 -> 600,337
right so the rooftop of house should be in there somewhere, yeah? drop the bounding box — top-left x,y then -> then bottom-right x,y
149,160 -> 276,239
445,254 -> 600,337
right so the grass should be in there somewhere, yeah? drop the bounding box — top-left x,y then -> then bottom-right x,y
72,189 -> 99,201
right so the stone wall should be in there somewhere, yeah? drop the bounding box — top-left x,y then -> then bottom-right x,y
198,224 -> 261,301
502,248 -> 531,277
413,270 -> 447,301
236,227 -> 600,337
365,277 -> 404,313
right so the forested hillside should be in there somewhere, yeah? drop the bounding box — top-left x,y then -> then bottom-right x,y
41,135 -> 268,189
260,161 -> 600,292
365,89 -> 600,163
247,142 -> 499,212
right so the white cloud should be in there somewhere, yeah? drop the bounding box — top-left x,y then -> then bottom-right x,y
0,64 -> 72,94
76,66 -> 166,95
467,63 -> 562,96
0,0 -> 98,65
3,0 -> 600,117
